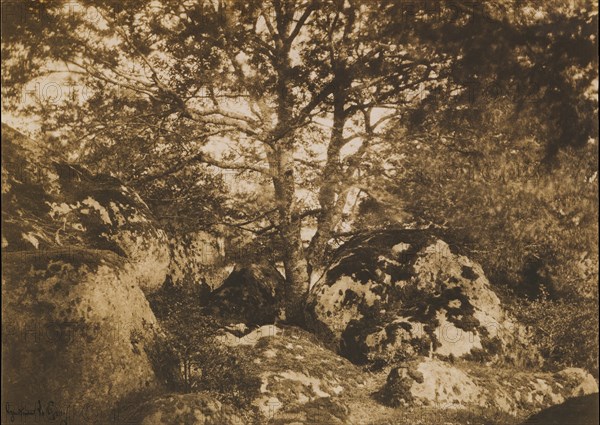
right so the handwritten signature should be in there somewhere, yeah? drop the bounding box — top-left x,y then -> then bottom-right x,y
5,400 -> 67,424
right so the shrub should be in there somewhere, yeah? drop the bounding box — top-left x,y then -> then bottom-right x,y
190,345 -> 261,408
377,365 -> 419,407
374,121 -> 598,300
147,281 -> 261,409
512,291 -> 599,378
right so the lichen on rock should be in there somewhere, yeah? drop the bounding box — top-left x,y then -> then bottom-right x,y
379,357 -> 598,416
306,229 -> 537,367
216,325 -> 364,421
2,124 -> 170,293
1,125 -> 173,415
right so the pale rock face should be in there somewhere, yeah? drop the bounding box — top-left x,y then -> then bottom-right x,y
432,311 -> 483,357
216,326 -> 362,423
1,125 -> 171,414
382,357 -> 598,416
554,368 -> 600,396
306,229 -> 536,366
2,124 -> 170,294
411,359 -> 482,406
217,324 -> 281,347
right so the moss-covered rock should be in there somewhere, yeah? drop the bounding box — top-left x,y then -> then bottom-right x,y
1,124 -> 169,293
216,325 -> 364,421
2,250 -> 163,416
1,125 -> 173,417
306,229 -> 536,366
126,392 -> 249,425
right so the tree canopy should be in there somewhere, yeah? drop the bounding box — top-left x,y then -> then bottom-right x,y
2,0 -> 597,323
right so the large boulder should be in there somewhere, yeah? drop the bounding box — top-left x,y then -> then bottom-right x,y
168,230 -> 232,289
207,264 -> 285,325
1,250 -> 165,417
379,357 -> 598,416
126,393 -> 248,425
1,125 -> 172,417
306,229 -> 535,366
216,325 -> 365,422
1,124 -> 170,293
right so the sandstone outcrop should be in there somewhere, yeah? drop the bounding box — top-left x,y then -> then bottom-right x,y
2,125 -> 171,415
306,229 -> 536,366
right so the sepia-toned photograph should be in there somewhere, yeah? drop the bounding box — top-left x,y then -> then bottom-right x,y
1,1 -> 598,424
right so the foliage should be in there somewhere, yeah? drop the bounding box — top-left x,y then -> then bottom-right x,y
377,365 -> 424,408
511,291 -> 599,378
1,1 -> 597,325
147,281 -> 261,408
365,110 -> 598,373
375,2 -> 598,298
343,2 -> 599,301
407,1 -> 598,156
3,0 -> 443,322
381,108 -> 598,299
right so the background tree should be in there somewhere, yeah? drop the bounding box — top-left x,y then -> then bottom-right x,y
373,0 -> 599,297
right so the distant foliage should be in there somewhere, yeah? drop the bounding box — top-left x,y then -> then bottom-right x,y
380,112 -> 598,299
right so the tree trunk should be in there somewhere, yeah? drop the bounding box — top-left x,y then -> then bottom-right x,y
280,221 -> 310,326
269,141 -> 310,326
308,83 -> 348,269
267,25 -> 313,325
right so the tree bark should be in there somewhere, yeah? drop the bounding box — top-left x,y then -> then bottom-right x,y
268,35 -> 311,325
307,82 -> 348,269
268,138 -> 310,326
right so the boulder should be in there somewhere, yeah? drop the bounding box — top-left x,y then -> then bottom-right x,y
126,392 -> 248,425
306,229 -> 535,366
1,250 -> 164,416
207,264 -> 285,325
215,323 -> 597,424
379,357 -> 598,416
521,393 -> 599,425
216,325 -> 364,422
168,230 -> 232,289
1,125 -> 173,416
1,124 -> 170,293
